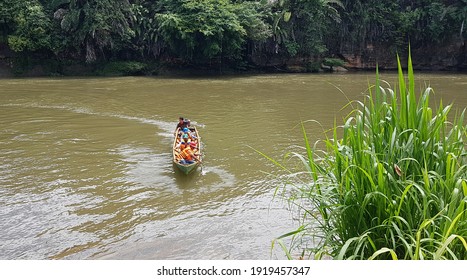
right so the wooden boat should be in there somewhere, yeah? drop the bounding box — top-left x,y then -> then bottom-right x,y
172,126 -> 202,174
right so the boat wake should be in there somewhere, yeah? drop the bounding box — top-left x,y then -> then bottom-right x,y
1,102 -> 179,140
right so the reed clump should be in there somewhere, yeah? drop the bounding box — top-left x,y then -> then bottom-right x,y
274,53 -> 467,260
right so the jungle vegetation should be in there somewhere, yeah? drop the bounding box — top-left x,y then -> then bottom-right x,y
0,0 -> 466,74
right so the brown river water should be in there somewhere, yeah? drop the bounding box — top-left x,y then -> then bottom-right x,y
1,72 -> 466,259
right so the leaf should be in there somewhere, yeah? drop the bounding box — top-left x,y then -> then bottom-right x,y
283,11 -> 291,22
368,248 -> 398,260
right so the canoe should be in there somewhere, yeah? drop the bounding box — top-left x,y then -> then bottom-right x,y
172,126 -> 202,174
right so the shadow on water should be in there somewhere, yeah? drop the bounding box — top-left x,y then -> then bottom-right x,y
172,164 -> 203,189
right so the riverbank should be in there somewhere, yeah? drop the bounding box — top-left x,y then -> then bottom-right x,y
0,50 -> 465,78
0,61 -> 12,78
0,59 -> 344,78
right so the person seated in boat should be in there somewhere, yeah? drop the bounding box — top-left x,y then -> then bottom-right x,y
179,128 -> 197,142
179,145 -> 200,164
180,131 -> 191,142
189,141 -> 198,152
189,141 -> 200,157
180,134 -> 191,151
176,134 -> 191,150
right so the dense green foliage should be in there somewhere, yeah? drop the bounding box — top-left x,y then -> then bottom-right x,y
271,52 -> 467,259
0,0 -> 466,72
1,0 -> 52,52
336,0 -> 467,50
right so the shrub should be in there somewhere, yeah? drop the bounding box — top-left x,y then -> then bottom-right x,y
100,61 -> 149,76
272,52 -> 467,260
322,58 -> 345,71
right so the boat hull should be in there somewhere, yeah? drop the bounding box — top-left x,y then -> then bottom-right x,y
173,161 -> 199,174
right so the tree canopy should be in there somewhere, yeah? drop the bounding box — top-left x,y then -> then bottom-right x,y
0,0 -> 465,71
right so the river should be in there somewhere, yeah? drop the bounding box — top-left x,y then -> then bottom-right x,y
1,72 -> 466,259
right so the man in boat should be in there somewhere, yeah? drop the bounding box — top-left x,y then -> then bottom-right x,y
178,145 -> 200,164
176,133 -> 191,150
189,141 -> 198,154
179,127 -> 197,141
176,117 -> 186,132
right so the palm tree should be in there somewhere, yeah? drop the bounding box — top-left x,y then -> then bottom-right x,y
52,0 -> 133,63
445,0 -> 467,44
270,0 -> 343,55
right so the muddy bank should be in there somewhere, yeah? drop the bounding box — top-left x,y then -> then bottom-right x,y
1,42 -> 466,78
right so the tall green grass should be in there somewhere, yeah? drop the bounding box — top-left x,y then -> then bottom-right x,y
273,53 -> 467,260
